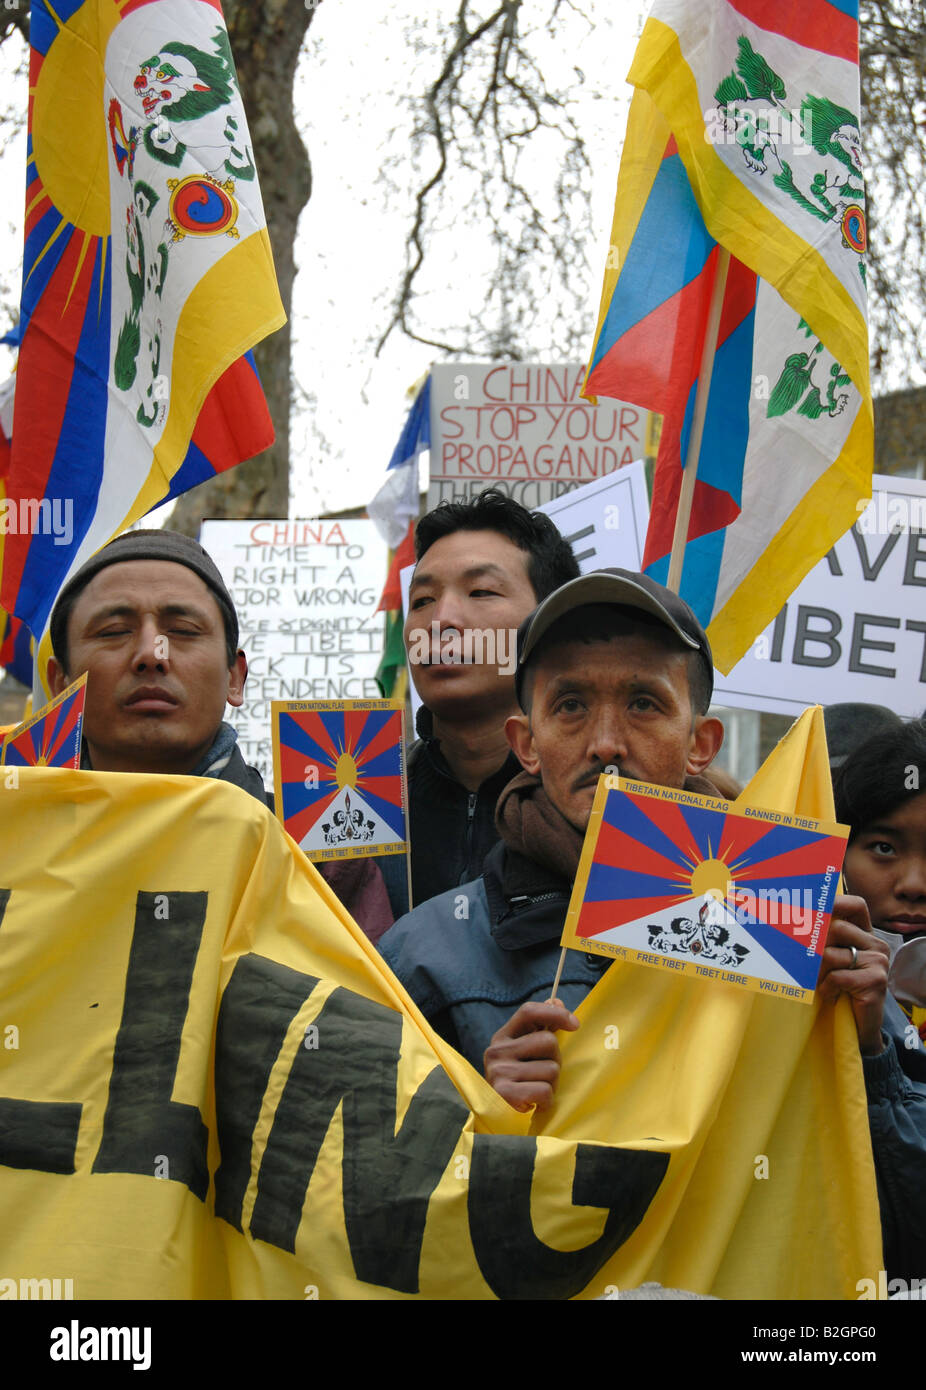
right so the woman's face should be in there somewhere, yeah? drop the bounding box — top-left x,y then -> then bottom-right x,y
844,791 -> 926,939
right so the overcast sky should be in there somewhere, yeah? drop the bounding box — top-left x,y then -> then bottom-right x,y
287,0 -> 638,516
1,2 -> 913,525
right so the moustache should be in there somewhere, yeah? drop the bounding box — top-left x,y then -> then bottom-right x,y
572,764 -> 617,793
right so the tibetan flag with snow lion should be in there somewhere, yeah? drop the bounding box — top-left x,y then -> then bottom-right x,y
0,708 -> 886,1299
584,1 -> 872,672
563,773 -> 848,1002
3,0 -> 284,693
272,699 -> 408,862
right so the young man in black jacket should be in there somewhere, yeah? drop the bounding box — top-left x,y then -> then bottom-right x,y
385,569 -> 724,1083
403,488 -> 579,909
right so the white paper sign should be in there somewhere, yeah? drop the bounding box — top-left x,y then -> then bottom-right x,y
402,469 -> 926,723
428,363 -> 652,510
201,519 -> 387,787
539,464 -> 650,572
714,474 -> 926,720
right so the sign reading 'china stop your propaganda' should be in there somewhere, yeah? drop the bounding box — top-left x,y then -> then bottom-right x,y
428,363 -> 654,510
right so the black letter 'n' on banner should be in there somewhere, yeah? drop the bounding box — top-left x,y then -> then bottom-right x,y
248,985 -> 468,1294
92,891 -> 210,1200
213,953 -> 321,1230
468,1134 -> 670,1300
0,890 -> 82,1175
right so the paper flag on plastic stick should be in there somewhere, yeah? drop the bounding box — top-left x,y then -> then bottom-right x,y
562,774 -> 849,1003
272,699 -> 407,861
1,673 -> 86,769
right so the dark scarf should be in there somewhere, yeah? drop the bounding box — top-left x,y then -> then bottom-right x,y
495,771 -> 586,888
495,768 -> 723,894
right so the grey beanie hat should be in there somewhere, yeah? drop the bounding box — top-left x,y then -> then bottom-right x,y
49,529 -> 238,663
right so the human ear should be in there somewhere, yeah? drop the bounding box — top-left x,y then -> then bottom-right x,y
47,656 -> 69,697
226,650 -> 248,708
686,715 -> 724,777
505,711 -> 540,776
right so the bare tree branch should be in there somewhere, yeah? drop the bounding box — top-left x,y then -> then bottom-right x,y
860,0 -> 926,386
376,0 -> 597,360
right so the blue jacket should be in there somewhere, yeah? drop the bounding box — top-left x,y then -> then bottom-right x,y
381,840 -> 607,1070
863,993 -> 926,1285
381,841 -> 926,1285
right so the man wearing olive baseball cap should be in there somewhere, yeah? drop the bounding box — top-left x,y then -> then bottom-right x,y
380,568 -> 725,1106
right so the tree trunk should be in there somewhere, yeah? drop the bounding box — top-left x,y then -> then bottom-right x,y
168,0 -> 314,535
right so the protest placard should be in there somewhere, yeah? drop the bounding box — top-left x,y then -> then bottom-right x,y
271,699 -> 407,862
562,774 -> 848,1002
1,672 -> 86,769
714,474 -> 926,719
201,520 -> 388,788
428,363 -> 653,510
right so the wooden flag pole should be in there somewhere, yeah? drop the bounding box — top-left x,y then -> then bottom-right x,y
665,245 -> 732,595
548,946 -> 568,1005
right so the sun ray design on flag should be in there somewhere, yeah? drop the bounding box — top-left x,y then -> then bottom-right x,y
2,0 -> 117,630
276,706 -> 406,851
575,785 -> 846,990
3,0 -> 282,694
2,674 -> 86,768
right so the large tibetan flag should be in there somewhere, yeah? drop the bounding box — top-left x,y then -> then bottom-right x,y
563,773 -> 848,1003
3,0 -> 284,692
369,374 -> 430,698
272,699 -> 408,862
584,1 -> 872,672
0,610 -> 33,688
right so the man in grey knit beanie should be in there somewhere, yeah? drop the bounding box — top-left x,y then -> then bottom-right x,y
47,527 -> 394,935
47,528 -> 261,791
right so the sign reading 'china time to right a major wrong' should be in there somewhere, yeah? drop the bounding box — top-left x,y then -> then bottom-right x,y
201,519 -> 387,789
427,363 -> 654,510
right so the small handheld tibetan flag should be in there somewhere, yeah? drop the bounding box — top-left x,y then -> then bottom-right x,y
1,673 -> 86,769
562,775 -> 848,1002
272,700 -> 407,862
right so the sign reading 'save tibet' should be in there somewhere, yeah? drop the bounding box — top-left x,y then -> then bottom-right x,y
714,474 -> 926,720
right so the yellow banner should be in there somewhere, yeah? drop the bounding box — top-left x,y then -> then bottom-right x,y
0,709 -> 882,1298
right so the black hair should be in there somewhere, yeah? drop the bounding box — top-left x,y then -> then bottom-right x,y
414,488 -> 580,602
521,605 -> 711,718
53,577 -> 238,672
833,718 -> 926,842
